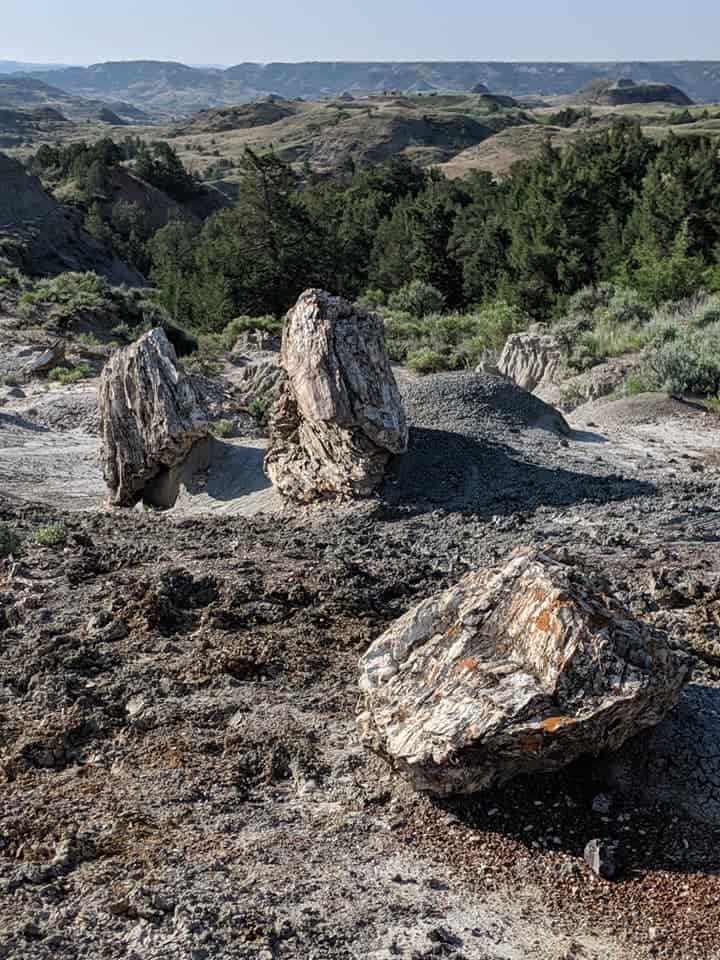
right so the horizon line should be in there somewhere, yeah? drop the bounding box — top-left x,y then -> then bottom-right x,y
4,56 -> 720,69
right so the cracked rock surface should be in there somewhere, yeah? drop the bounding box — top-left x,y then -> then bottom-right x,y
358,548 -> 690,795
99,328 -> 209,506
265,289 -> 407,501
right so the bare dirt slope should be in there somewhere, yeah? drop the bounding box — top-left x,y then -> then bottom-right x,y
0,154 -> 142,284
1,368 -> 719,960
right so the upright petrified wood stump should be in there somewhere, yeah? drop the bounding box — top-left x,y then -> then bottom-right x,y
264,289 -> 408,501
99,327 -> 209,507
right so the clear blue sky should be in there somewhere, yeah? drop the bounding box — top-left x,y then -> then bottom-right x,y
4,0 -> 720,65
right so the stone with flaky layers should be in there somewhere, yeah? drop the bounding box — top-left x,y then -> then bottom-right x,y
357,548 -> 690,796
265,289 -> 407,501
99,327 -> 209,506
496,329 -> 562,393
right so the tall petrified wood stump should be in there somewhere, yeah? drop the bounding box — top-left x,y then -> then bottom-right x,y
264,289 -> 408,501
99,327 -> 209,507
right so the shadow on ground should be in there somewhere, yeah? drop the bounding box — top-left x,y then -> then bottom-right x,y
380,427 -> 654,518
434,751 -> 719,882
201,440 -> 273,502
422,684 -> 720,884
0,412 -> 50,434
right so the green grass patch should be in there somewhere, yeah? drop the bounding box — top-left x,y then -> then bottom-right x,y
406,348 -> 448,374
75,331 -> 101,347
211,419 -> 234,438
33,522 -> 67,547
622,373 -> 658,396
48,362 -> 93,385
247,397 -> 270,422
384,300 -> 528,372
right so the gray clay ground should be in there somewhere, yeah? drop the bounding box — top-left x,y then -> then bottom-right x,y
1,360 -> 720,960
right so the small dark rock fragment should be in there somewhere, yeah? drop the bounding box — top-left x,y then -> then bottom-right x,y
584,838 -> 625,879
591,793 -> 612,815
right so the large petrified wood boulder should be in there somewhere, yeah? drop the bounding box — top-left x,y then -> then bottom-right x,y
99,328 -> 209,506
357,548 -> 690,796
264,289 -> 408,501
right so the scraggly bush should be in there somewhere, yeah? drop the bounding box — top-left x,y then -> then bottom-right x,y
211,419 -> 234,438
197,314 -> 282,357
0,523 -> 22,558
646,327 -> 720,396
48,362 -> 93,385
224,314 -> 282,341
406,348 -> 447,374
15,271 -> 168,334
18,272 -> 113,319
384,300 -> 528,371
387,281 -> 446,319
559,289 -> 720,377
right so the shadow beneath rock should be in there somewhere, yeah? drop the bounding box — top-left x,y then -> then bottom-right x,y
570,428 -> 609,445
435,737 -> 719,880
380,427 -> 653,519
202,439 -> 273,502
596,683 -> 720,833
145,438 -> 274,510
0,411 -> 50,434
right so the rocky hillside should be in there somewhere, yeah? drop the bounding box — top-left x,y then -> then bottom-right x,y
278,111 -> 505,170
100,165 -> 229,228
0,76 -> 148,122
176,98 -> 299,134
0,153 -> 142,283
577,78 -> 693,106
172,95 -> 527,179
0,59 -> 70,74
21,59 -> 720,111
26,61 -> 247,115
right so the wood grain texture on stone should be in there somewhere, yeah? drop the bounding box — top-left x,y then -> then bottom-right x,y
99,327 -> 209,506
264,289 -> 408,501
358,548 -> 690,796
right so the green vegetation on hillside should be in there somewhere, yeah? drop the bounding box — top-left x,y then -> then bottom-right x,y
7,113 -> 720,398
147,121 -> 720,329
29,137 -> 206,273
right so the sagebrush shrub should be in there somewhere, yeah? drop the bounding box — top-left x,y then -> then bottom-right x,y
406,348 -> 447,374
387,281 -> 446,318
0,523 -> 21,557
34,523 -> 67,547
647,331 -> 720,396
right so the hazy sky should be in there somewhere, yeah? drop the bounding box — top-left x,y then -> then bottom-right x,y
4,0 -> 720,65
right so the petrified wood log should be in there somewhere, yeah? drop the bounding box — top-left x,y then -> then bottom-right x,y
358,548 -> 690,796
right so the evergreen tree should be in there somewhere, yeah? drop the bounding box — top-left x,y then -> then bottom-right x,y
149,221 -> 199,322
183,150 -> 319,327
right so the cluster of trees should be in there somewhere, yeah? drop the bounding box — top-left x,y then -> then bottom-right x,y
30,137 -> 201,275
27,120 -> 720,330
149,120 -> 720,330
31,137 -> 197,202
